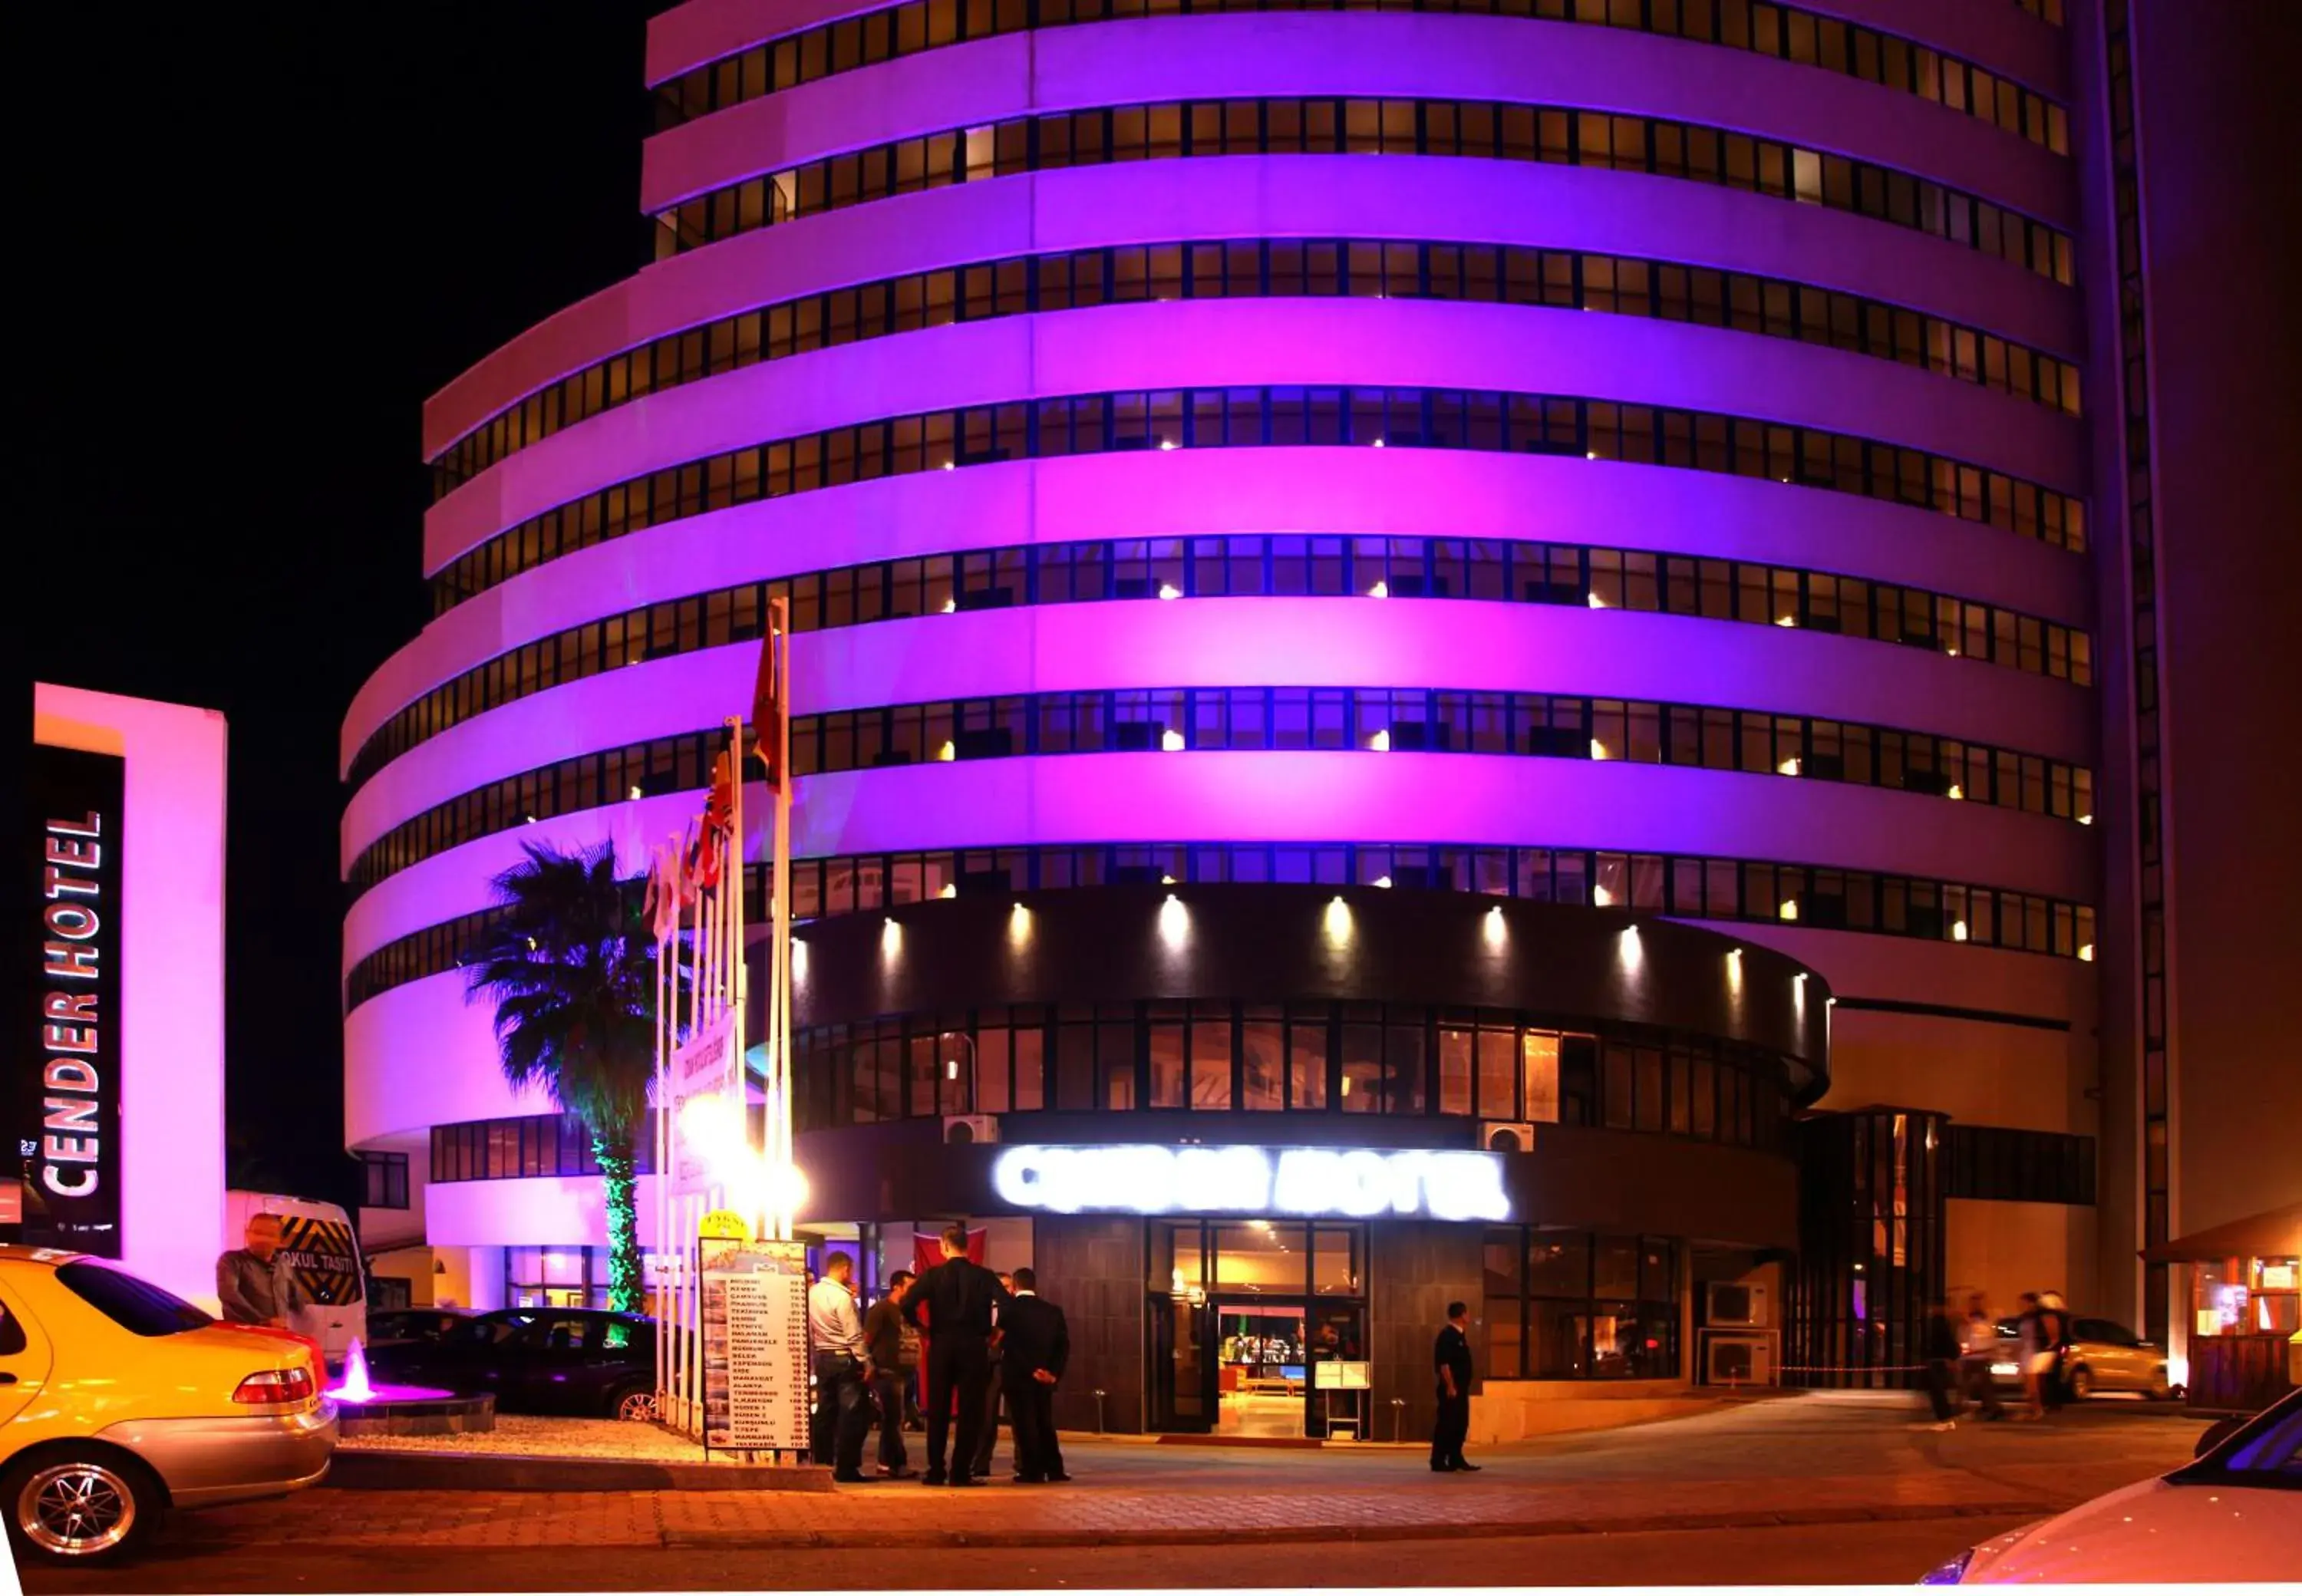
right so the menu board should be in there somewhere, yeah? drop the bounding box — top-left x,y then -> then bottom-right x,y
701,1238 -> 809,1452
1314,1360 -> 1372,1390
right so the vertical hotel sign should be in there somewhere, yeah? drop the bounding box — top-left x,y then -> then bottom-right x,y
23,745 -> 124,1255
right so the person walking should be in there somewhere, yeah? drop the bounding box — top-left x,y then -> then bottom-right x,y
1959,1294 -> 2007,1421
1430,1300 -> 1480,1473
863,1270 -> 917,1479
901,1223 -> 1010,1486
807,1251 -> 875,1481
216,1212 -> 306,1328
1000,1268 -> 1071,1483
2014,1291 -> 2052,1420
2038,1291 -> 2073,1411
971,1271 -> 1015,1480
1919,1299 -> 1961,1429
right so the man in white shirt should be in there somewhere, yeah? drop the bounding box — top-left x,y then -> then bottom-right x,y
808,1252 -> 874,1481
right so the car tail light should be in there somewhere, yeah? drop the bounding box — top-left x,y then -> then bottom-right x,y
233,1365 -> 318,1405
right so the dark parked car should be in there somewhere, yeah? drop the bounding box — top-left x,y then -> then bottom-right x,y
366,1307 -> 658,1419
363,1308 -> 468,1349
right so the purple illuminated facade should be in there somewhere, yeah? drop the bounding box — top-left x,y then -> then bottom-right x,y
342,0 -> 2289,1420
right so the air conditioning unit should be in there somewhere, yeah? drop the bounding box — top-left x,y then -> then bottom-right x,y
1702,1331 -> 1777,1386
1703,1280 -> 1773,1328
1479,1120 -> 1537,1154
943,1115 -> 999,1146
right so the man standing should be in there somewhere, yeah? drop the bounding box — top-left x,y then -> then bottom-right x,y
901,1223 -> 1009,1486
807,1251 -> 874,1482
863,1271 -> 917,1479
1919,1298 -> 1962,1429
971,1271 -> 1015,1481
216,1212 -> 302,1328
1430,1300 -> 1480,1473
1000,1268 -> 1071,1483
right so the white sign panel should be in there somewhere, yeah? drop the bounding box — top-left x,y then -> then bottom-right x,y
991,1145 -> 1511,1222
701,1238 -> 809,1452
670,1013 -> 740,1194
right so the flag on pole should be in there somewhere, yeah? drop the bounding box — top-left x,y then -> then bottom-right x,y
750,617 -> 785,791
648,843 -> 681,945
702,747 -> 736,838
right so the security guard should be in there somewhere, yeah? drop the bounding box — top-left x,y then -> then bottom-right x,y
899,1222 -> 1011,1486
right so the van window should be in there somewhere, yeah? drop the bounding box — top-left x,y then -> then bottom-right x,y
56,1261 -> 213,1336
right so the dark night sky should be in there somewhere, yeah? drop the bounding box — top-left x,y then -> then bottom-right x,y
24,5 -> 663,1203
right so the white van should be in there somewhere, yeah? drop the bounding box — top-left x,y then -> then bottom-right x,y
224,1189 -> 368,1367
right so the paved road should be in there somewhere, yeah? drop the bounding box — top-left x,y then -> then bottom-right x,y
16,1393 -> 2208,1593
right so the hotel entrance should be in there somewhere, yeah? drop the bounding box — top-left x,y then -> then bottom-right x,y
1148,1218 -> 1369,1437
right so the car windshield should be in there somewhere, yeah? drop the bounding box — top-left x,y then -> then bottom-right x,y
55,1261 -> 213,1336
2171,1391 -> 2302,1489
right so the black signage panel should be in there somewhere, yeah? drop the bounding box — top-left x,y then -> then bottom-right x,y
21,743 -> 124,1256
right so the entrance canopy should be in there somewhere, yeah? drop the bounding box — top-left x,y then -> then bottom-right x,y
2139,1201 -> 2302,1264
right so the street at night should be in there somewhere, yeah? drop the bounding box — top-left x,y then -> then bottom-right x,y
19,1396 -> 2211,1591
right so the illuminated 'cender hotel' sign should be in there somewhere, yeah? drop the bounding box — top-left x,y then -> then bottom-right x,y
342,0 -> 2301,1440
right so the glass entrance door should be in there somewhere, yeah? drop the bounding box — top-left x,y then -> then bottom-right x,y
1214,1300 -> 1308,1437
1149,1293 -> 1212,1433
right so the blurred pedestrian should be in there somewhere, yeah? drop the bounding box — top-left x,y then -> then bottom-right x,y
1959,1294 -> 2006,1420
2015,1292 -> 2051,1420
863,1270 -> 917,1479
1919,1299 -> 1961,1429
1001,1268 -> 1071,1483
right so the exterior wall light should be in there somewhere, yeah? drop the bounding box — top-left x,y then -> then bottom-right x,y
1158,895 -> 1189,947
1617,925 -> 1642,971
939,882 -> 957,899
1947,783 -> 1965,800
1951,918 -> 1969,941
1160,873 -> 1176,885
1367,579 -> 1389,598
1591,738 -> 1611,760
2078,942 -> 2096,961
1779,899 -> 1801,921
1726,947 -> 1743,991
1007,902 -> 1032,946
1322,896 -> 1353,942
1591,883 -> 1613,906
1160,728 -> 1186,752
1777,757 -> 1801,776
1373,875 -> 1393,889
1586,592 -> 1606,609
942,597 -> 958,613
938,740 -> 956,761
1370,437 -> 1385,448
1775,615 -> 1797,628
628,785 -> 644,801
2079,813 -> 2094,825
881,918 -> 902,956
1157,582 -> 1181,601
791,938 -> 807,981
1369,728 -> 1391,752
1483,906 -> 1507,948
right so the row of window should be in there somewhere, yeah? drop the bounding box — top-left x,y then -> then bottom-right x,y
1482,1229 -> 1682,1380
1942,1124 -> 2096,1206
351,681 -> 2092,896
797,1003 -> 1790,1144
651,98 -> 2075,290
427,379 -> 2085,637
345,840 -> 2098,1012
430,1112 -> 658,1185
388,537 -> 2091,793
433,237 -> 2079,496
651,0 -> 2068,155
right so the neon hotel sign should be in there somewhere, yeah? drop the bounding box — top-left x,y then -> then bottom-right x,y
992,1145 -> 1512,1222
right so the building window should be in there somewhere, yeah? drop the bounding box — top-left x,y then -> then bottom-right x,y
359,1151 -> 409,1210
429,1113 -> 661,1183
1942,1125 -> 2096,1205
1485,1228 -> 1680,1381
504,1245 -> 612,1311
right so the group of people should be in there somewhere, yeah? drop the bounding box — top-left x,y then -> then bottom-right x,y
1921,1289 -> 2076,1429
806,1224 -> 1072,1486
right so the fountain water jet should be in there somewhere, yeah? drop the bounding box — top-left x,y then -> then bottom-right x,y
325,1335 -> 494,1436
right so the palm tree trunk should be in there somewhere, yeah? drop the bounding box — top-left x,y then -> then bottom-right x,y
592,1132 -> 641,1313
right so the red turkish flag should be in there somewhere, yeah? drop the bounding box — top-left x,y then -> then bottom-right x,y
750,619 -> 785,792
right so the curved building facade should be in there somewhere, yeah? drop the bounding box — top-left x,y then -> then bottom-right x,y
345,0 -> 2127,1430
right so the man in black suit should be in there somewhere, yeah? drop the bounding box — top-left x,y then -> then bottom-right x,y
1431,1300 -> 1481,1473
899,1222 -> 1010,1486
999,1268 -> 1071,1483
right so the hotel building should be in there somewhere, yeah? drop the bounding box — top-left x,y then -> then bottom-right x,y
341,0 -> 2301,1435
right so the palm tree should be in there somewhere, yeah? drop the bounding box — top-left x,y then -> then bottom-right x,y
463,839 -> 669,1312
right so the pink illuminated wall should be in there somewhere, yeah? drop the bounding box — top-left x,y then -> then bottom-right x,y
35,684 -> 228,1307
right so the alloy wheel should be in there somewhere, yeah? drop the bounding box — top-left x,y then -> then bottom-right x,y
616,1388 -> 661,1423
19,1462 -> 137,1557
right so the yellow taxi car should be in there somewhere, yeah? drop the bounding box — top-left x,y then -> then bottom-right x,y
0,1245 -> 337,1563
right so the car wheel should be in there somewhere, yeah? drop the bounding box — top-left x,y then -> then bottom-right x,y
2148,1372 -> 2172,1401
3,1449 -> 161,1565
2067,1365 -> 2093,1400
611,1383 -> 660,1423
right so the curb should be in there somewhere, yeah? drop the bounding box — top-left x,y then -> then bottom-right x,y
325,1449 -> 836,1494
656,1499 -> 2054,1551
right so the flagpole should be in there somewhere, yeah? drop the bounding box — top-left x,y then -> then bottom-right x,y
770,597 -> 794,1225
725,724 -> 754,1239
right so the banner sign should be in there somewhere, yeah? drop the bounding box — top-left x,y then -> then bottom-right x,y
21,745 -> 125,1256
669,1013 -> 740,1194
991,1144 -> 1512,1222
699,1236 -> 809,1453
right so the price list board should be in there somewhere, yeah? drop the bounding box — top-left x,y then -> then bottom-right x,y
701,1238 -> 809,1454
